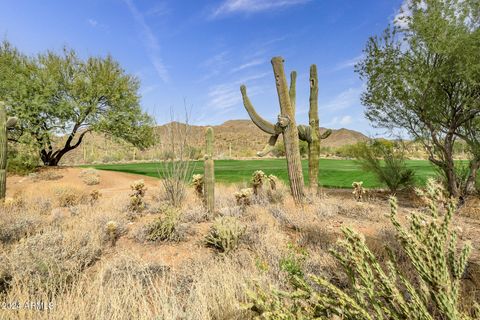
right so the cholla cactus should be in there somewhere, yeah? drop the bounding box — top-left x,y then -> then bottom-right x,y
352,181 -> 366,201
251,170 -> 267,195
246,179 -> 474,319
128,179 -> 146,212
191,174 -> 204,198
234,188 -> 253,207
104,220 -> 119,246
205,216 -> 246,253
268,174 -> 279,190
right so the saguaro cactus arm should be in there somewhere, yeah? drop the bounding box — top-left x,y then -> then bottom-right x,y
240,85 -> 276,135
321,129 -> 332,140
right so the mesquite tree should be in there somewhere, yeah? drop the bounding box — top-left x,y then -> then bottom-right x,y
0,41 -> 154,166
0,101 -> 17,201
356,0 -> 480,197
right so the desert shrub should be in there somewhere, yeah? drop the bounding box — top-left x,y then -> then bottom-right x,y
279,243 -> 308,279
7,146 -> 39,175
54,186 -> 88,207
80,169 -> 100,185
246,179 -> 476,319
145,208 -> 182,242
352,140 -> 415,193
128,180 -> 147,212
35,170 -> 64,181
89,189 -> 101,205
205,216 -> 245,253
3,229 -> 101,294
0,216 -> 40,244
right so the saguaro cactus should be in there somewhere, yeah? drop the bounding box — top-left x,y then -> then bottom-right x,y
0,101 -> 18,201
241,61 -> 331,196
204,127 -> 215,213
241,57 -> 306,203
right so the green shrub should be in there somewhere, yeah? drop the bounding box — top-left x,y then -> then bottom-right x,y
205,216 -> 245,253
246,179 -> 476,319
352,140 -> 415,193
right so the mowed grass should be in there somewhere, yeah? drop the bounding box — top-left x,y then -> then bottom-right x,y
88,158 -> 437,188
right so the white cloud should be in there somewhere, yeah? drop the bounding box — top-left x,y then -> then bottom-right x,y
339,115 -> 353,126
334,54 -> 363,71
206,72 -> 268,112
211,0 -> 311,18
321,87 -> 363,112
230,58 -> 264,73
123,0 -> 169,83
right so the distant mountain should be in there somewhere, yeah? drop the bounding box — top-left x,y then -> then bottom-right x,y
61,119 -> 369,164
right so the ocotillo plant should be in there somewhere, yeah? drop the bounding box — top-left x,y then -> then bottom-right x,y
241,57 -> 305,203
204,127 -> 215,213
0,101 -> 17,201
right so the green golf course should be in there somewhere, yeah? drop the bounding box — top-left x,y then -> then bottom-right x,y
87,159 -> 439,189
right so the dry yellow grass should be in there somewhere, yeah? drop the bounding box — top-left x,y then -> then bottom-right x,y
0,168 -> 478,319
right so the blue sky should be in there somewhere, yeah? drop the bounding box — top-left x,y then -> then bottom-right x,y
0,0 -> 404,136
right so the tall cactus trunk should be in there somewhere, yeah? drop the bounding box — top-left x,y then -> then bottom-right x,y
308,65 -> 320,193
271,57 -> 305,204
204,127 -> 215,213
0,102 -> 7,201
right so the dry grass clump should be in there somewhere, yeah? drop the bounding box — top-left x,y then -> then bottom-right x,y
205,216 -> 246,253
54,186 -> 89,207
1,228 -> 102,296
79,168 -> 100,185
30,170 -> 63,182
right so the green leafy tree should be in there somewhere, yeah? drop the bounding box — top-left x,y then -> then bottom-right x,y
356,0 -> 480,197
0,41 -> 154,166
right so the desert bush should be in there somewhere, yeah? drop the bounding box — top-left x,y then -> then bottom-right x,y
2,229 -> 101,295
352,140 -> 415,193
0,216 -> 40,244
128,180 -> 147,213
205,216 -> 245,253
35,170 -> 64,181
145,208 -> 182,242
246,179 -> 476,319
7,145 -> 39,175
54,186 -> 88,207
80,169 -> 100,186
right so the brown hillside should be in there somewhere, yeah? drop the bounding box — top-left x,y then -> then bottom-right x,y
61,120 -> 368,164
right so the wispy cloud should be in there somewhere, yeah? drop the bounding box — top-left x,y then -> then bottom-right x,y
321,87 -> 363,112
198,51 -> 231,82
230,58 -> 264,73
206,71 -> 269,112
326,115 -> 353,128
123,0 -> 169,83
87,19 -> 98,27
334,54 -> 363,71
211,0 -> 311,18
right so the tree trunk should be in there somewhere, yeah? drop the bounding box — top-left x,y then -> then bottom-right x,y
271,57 -> 305,204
